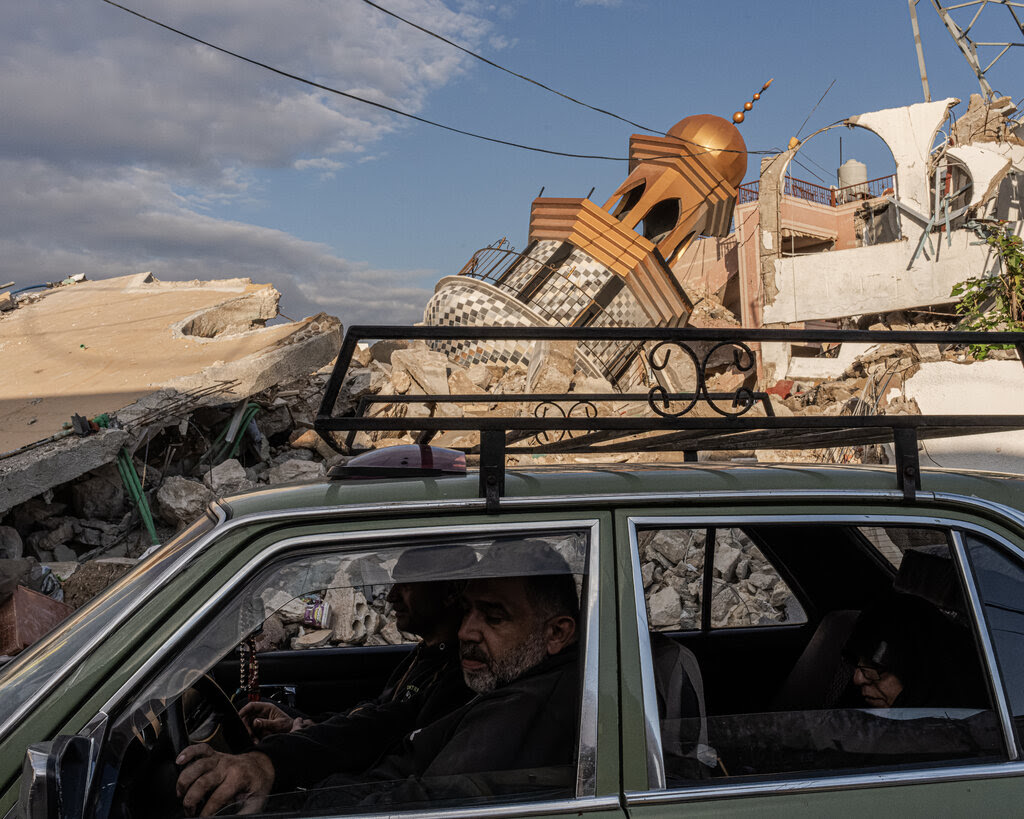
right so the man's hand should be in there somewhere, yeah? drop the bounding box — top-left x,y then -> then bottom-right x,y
175,745 -> 274,817
239,701 -> 300,739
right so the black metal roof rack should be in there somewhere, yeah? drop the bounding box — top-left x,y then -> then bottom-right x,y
315,325 -> 1024,509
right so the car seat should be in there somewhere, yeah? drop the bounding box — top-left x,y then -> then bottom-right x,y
649,633 -> 716,777
771,610 -> 859,710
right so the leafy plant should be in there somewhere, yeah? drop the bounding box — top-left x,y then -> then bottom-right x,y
950,223 -> 1024,359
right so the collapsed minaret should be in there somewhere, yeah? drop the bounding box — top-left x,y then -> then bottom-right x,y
425,91 -> 761,388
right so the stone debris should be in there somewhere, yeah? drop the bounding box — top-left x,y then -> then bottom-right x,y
639,528 -> 802,631
156,477 -> 216,528
0,289 -> 1015,655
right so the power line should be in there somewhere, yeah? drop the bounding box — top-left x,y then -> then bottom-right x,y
795,78 -> 836,139
358,0 -> 662,134
790,156 -> 829,186
99,0 -> 626,161
100,0 -> 774,162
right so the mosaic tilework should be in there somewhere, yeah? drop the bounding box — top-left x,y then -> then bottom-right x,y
497,239 -> 561,294
423,281 -> 536,369
528,247 -> 614,325
426,248 -> 654,389
582,289 -> 650,389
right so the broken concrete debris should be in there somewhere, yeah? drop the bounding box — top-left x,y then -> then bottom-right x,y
3,90 -> 1022,656
0,270 -> 344,655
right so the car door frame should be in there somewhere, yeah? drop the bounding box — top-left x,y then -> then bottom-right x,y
59,510 -> 625,819
614,501 -> 1024,814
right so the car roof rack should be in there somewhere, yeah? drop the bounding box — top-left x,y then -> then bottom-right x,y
315,325 -> 1024,511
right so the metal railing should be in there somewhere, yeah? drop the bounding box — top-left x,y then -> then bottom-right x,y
737,174 -> 895,208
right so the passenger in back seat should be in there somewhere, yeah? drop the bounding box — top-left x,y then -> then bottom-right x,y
843,592 -> 986,709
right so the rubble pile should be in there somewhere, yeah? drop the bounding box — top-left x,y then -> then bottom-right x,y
639,528 -> 802,631
1,310 -> 1016,654
254,585 -> 413,652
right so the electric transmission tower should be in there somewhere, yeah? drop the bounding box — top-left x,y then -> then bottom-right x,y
926,1 -> 1024,100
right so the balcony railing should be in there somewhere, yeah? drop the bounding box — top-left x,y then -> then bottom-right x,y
737,174 -> 895,208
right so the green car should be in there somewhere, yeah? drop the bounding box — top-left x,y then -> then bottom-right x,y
5,326 -> 1024,818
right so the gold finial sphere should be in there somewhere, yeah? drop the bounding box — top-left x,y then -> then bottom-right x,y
752,93 -> 761,101
744,102 -> 753,111
733,111 -> 745,123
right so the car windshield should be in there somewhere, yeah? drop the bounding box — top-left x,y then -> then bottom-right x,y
0,513 -> 217,741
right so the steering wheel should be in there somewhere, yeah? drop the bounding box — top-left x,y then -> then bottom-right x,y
166,674 -> 255,757
114,676 -> 254,819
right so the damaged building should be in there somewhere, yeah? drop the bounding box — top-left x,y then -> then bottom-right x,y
426,92 -> 1024,472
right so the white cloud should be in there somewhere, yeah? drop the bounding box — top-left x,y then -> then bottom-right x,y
0,160 -> 433,324
0,0 -> 489,322
294,158 -> 348,179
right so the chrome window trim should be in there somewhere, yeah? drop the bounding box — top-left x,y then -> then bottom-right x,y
9,484 -> 1023,753
309,794 -> 622,819
626,511 -> 1024,793
625,522 -> 666,789
624,760 -> 1024,805
932,492 -> 1024,534
576,520 -> 602,798
99,518 -> 604,800
952,529 -> 1019,759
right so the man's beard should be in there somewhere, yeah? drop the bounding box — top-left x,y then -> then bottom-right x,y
461,628 -> 549,694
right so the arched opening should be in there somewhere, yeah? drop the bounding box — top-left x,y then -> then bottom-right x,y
611,182 -> 646,222
640,199 -> 681,243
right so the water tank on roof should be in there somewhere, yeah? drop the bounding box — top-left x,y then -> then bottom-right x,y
838,158 -> 868,203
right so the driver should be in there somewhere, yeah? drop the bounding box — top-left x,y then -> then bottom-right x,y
175,543 -> 475,817
303,541 -> 581,810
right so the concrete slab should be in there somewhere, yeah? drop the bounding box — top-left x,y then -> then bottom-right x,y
903,360 -> 1024,474
1,273 -> 340,453
763,232 -> 999,325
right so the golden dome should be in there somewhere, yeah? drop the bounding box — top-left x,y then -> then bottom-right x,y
666,114 -> 747,187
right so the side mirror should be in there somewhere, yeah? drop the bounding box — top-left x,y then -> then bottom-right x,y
17,735 -> 92,819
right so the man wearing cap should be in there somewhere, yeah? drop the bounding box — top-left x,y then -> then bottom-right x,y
176,544 -> 475,816
304,541 -> 582,810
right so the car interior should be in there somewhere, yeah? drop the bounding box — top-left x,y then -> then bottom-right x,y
86,521 -> 1014,816
643,523 -> 1005,785
97,532 -> 589,818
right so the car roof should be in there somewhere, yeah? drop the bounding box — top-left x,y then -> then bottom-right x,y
219,462 -> 1024,521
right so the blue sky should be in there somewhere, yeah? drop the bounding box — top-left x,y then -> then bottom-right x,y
3,0 -> 1021,324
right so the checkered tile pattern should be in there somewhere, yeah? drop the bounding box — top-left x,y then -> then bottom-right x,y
425,251 -> 653,389
528,247 -> 614,324
423,281 -> 536,368
497,239 -> 561,294
581,290 -> 650,389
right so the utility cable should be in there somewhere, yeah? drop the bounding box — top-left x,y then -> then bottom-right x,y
100,0 -> 769,161
795,78 -> 836,139
99,0 -> 624,161
358,0 -> 662,134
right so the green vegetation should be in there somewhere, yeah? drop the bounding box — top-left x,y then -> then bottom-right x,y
950,223 -> 1024,359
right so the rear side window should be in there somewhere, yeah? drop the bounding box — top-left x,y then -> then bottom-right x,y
634,521 -> 1005,789
965,532 -> 1024,748
640,526 -> 806,633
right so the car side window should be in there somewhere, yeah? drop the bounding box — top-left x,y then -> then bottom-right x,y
636,522 -> 1006,788
99,530 -> 591,817
641,526 -> 806,632
964,531 -> 1024,746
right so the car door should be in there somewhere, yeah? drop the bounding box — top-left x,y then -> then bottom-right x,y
614,504 -> 1024,816
15,510 -> 627,819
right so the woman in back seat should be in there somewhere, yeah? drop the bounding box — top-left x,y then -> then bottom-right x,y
842,592 -> 986,709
